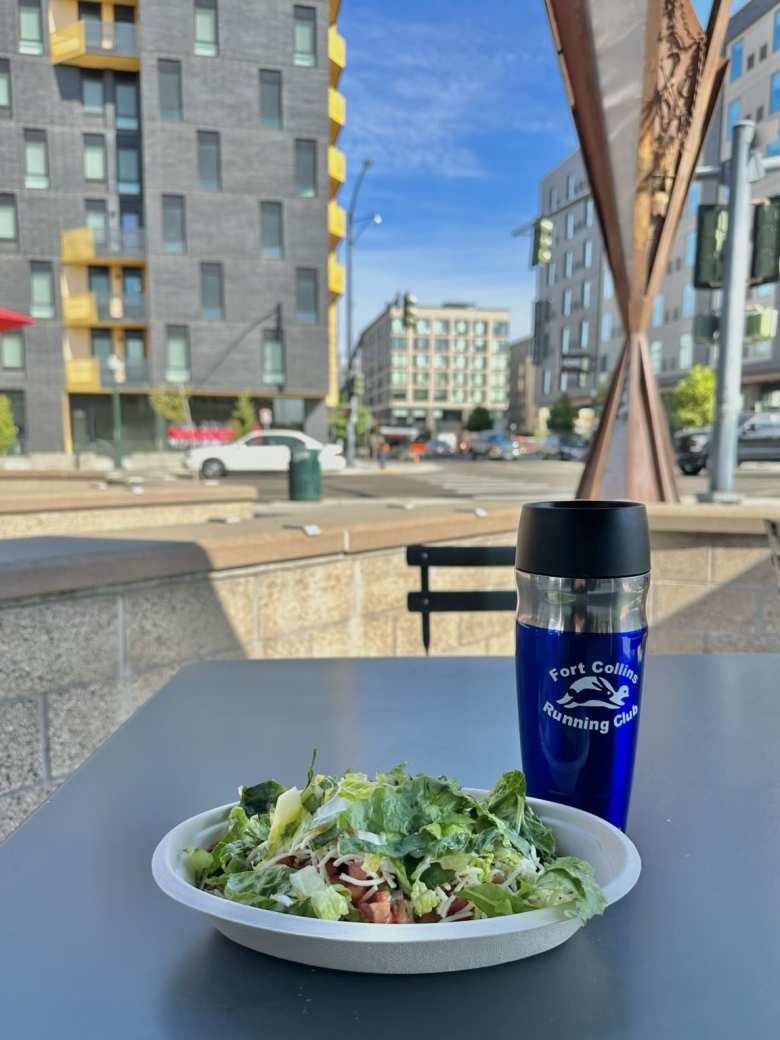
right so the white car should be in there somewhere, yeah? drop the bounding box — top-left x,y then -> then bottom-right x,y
183,429 -> 346,478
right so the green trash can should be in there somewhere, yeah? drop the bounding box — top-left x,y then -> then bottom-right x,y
288,447 -> 322,501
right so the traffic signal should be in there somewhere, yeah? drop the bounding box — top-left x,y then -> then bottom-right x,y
694,204 -> 728,289
531,218 -> 554,267
751,199 -> 780,285
402,293 -> 418,329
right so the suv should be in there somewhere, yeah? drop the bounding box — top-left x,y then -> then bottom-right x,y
468,432 -> 521,460
675,412 -> 780,475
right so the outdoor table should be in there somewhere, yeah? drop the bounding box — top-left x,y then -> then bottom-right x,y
1,656 -> 778,1038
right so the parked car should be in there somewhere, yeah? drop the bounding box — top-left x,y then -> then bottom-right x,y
675,411 -> 780,475
182,429 -> 346,478
422,438 -> 456,458
469,433 -> 522,460
541,434 -> 589,461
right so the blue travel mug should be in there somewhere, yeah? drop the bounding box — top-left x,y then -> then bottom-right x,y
515,501 -> 650,831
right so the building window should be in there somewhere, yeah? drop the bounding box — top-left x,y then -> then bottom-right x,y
294,139 -> 317,197
580,318 -> 589,349
731,39 -> 743,82
761,43 -> 768,61
117,132 -> 140,194
757,104 -> 764,122
158,60 -> 182,120
81,70 -> 103,114
565,212 -> 575,239
585,198 -> 593,227
433,318 -> 449,334
564,251 -> 573,278
1,331 -> 24,370
88,266 -> 110,311
775,11 -> 780,52
0,194 -> 18,241
560,371 -> 569,392
296,268 -> 318,323
561,326 -> 571,353
260,69 -> 282,128
23,129 -> 48,189
548,187 -> 558,211
542,369 -> 552,395
166,326 -> 191,382
0,60 -> 11,114
90,328 -> 112,361
566,172 -> 576,200
688,179 -> 701,215
650,341 -> 662,373
200,262 -> 224,319
262,328 -> 285,385
562,288 -> 572,316
162,195 -> 186,253
682,284 -> 695,318
727,97 -> 741,136
115,75 -> 138,130
194,0 -> 218,57
582,279 -> 591,309
652,293 -> 664,327
83,133 -> 106,182
546,260 -> 556,287
601,311 -> 613,343
603,269 -> 613,299
583,239 -> 593,268
771,73 -> 780,114
455,319 -> 469,334
197,131 -> 221,190
19,1 -> 43,55
260,201 -> 283,258
124,329 -> 145,369
768,134 -> 780,157
679,333 -> 693,370
85,199 -> 107,245
293,6 -> 317,67
685,231 -> 696,266
30,261 -> 54,318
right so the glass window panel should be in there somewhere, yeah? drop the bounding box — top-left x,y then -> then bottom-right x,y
115,76 -> 138,129
293,6 -> 316,67
585,198 -> 593,227
1,332 -> 24,369
162,195 -> 186,253
582,279 -> 592,308
455,320 -> 469,334
682,284 -> 695,318
262,329 -> 285,385
197,131 -> 221,189
158,60 -> 182,120
580,319 -> 589,348
24,130 -> 48,189
260,201 -> 283,258
82,71 -> 104,114
117,134 -> 140,193
728,97 -> 742,133
0,194 -> 18,240
679,333 -> 693,370
432,319 -> 449,333
85,199 -> 107,244
296,268 -> 318,323
200,262 -> 224,319
194,0 -> 218,56
166,326 -> 191,381
19,2 -> 43,55
294,139 -> 316,197
30,261 -> 54,318
685,231 -> 696,266
601,311 -> 613,342
434,337 -> 448,352
0,61 -> 10,110
90,328 -> 112,361
731,40 -> 743,82
260,69 -> 281,128
83,134 -> 106,181
603,269 -> 613,299
124,329 -> 145,367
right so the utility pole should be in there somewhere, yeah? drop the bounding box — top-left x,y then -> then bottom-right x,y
345,159 -> 374,468
706,120 -> 754,501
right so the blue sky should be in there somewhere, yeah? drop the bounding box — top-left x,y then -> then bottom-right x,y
337,0 -> 748,350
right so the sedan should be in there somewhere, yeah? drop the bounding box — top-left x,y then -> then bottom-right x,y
182,429 -> 346,478
469,433 -> 522,460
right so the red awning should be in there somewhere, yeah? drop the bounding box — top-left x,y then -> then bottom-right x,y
0,308 -> 34,333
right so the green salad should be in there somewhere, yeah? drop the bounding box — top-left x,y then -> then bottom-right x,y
184,758 -> 606,925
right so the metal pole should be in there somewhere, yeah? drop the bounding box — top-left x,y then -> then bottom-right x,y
111,389 -> 123,470
345,159 -> 372,468
707,120 -> 754,501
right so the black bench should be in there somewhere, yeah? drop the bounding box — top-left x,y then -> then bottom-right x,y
406,544 -> 516,654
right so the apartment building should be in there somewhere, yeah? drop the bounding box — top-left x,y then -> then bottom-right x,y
533,0 -> 780,419
359,301 -> 512,433
0,0 -> 346,453
506,336 -> 535,434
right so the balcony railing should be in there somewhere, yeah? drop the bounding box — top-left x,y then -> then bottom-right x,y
62,227 -> 146,265
51,19 -> 139,69
63,291 -> 147,326
328,200 -> 346,246
66,356 -> 149,391
328,146 -> 346,197
329,88 -> 346,143
328,26 -> 346,86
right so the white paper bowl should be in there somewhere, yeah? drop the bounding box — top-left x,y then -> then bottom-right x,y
151,793 -> 641,974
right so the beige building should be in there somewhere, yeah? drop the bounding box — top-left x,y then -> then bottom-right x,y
359,301 -> 511,433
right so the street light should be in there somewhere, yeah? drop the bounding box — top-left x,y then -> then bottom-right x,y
345,159 -> 382,467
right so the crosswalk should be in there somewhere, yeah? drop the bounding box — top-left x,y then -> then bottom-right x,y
409,466 -> 569,500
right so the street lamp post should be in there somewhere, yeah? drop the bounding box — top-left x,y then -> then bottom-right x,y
345,159 -> 381,467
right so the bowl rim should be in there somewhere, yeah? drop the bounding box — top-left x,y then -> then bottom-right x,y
151,793 -> 641,945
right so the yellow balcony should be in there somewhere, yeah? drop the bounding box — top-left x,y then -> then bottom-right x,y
61,227 -> 145,266
328,200 -> 346,248
65,357 -> 101,392
329,253 -> 345,298
63,292 -> 98,326
328,146 -> 346,198
63,291 -> 147,327
329,87 -> 346,144
51,19 -> 139,71
328,25 -> 346,86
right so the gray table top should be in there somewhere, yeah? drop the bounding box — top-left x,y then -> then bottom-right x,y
1,656 -> 778,1039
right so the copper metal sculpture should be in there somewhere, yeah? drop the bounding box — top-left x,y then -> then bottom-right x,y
544,0 -> 730,500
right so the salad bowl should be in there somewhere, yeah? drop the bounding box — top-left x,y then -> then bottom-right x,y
152,793 -> 640,974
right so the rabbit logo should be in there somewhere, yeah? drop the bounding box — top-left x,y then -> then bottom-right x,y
556,675 -> 631,711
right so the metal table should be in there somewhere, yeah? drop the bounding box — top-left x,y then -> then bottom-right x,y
2,656 -> 778,1038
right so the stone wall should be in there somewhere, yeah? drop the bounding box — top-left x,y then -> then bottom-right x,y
1,516 -> 778,841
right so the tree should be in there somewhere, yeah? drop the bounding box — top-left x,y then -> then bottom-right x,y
329,397 -> 372,443
548,393 -> 577,434
0,394 -> 17,455
466,405 -> 493,432
231,393 -> 257,438
149,388 -> 191,424
670,365 -> 716,430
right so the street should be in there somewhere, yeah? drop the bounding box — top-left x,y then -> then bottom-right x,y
220,457 -> 780,503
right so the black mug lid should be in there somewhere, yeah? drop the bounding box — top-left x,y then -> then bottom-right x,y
515,500 -> 650,578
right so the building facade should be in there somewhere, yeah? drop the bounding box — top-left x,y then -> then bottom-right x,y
359,301 -> 512,433
0,0 -> 345,453
506,336 -> 535,434
533,0 -> 780,420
